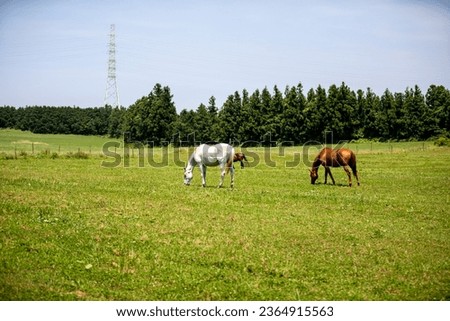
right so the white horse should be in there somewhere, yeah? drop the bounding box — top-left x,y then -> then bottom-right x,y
184,143 -> 235,188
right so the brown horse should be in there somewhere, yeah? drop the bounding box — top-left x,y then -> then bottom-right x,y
233,152 -> 248,169
309,147 -> 360,187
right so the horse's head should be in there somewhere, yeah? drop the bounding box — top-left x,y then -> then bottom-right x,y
183,167 -> 193,185
309,168 -> 318,184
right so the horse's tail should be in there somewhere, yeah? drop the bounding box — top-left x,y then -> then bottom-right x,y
349,151 -> 358,174
352,160 -> 358,174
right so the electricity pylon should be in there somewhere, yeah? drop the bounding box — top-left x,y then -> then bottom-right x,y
104,24 -> 120,108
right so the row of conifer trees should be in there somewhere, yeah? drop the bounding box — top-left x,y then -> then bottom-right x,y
1,82 -> 449,145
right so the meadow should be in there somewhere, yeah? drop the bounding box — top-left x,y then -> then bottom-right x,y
0,129 -> 449,300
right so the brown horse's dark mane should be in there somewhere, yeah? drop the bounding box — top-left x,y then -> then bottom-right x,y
312,156 -> 323,169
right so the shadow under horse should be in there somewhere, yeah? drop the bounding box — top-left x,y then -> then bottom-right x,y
309,148 -> 360,187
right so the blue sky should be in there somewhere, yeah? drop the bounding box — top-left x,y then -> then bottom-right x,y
0,0 -> 449,111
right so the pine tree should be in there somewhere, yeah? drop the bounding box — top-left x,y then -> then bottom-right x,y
244,89 -> 263,145
270,85 -> 284,143
379,89 -> 399,140
194,103 -> 210,143
394,92 -> 407,139
281,83 -> 306,144
172,109 -> 197,146
425,85 -> 450,137
362,88 -> 382,139
354,89 -> 366,139
304,85 -> 327,142
324,82 -> 356,141
218,91 -> 242,144
238,89 -> 253,143
401,86 -> 427,139
259,87 -> 273,143
124,84 -> 177,145
206,96 -> 220,142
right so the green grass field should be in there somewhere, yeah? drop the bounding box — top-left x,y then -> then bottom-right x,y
0,129 -> 449,300
0,129 -> 121,156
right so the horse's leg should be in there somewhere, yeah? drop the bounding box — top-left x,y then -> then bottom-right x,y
199,164 -> 206,187
203,166 -> 207,187
352,166 -> 360,186
343,166 -> 352,187
230,164 -> 235,188
218,164 -> 225,188
240,160 -> 244,169
324,166 -> 328,184
326,167 -> 336,185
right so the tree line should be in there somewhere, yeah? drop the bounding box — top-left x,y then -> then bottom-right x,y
0,105 -> 113,136
1,82 -> 449,145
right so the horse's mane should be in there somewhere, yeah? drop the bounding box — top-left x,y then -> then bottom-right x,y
312,156 -> 322,169
186,151 -> 196,169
